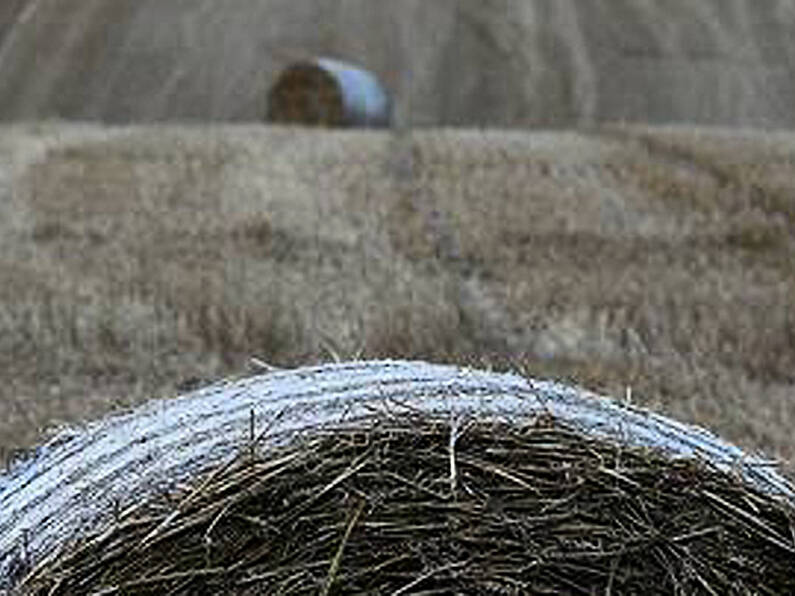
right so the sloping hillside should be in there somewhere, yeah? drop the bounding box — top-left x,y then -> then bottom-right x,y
0,0 -> 793,126
0,123 -> 793,478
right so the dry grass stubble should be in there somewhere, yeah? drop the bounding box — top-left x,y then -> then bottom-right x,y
0,123 -> 793,480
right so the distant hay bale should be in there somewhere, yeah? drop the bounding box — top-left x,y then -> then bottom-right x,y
267,58 -> 391,127
1,361 -> 793,593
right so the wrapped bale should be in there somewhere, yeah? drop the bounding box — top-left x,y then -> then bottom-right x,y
267,58 -> 392,127
1,361 -> 793,593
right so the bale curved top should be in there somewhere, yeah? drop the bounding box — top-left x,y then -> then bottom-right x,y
1,360 -> 793,587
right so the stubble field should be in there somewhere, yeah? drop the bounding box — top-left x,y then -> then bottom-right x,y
0,122 -> 793,479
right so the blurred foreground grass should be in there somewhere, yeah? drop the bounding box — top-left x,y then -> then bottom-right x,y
0,122 -> 793,478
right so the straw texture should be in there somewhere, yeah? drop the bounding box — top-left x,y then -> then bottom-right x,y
2,360 -> 793,590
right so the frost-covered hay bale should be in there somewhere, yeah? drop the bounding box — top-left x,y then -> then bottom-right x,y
267,58 -> 391,127
2,361 -> 794,593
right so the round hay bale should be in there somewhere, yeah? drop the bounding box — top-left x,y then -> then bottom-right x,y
1,360 -> 793,593
266,58 -> 392,127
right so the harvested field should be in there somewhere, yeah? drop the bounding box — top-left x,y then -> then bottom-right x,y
0,122 -> 793,487
0,1 -> 794,127
2,361 -> 794,593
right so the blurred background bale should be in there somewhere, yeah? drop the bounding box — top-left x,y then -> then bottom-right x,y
0,0 -> 793,127
267,58 -> 391,127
